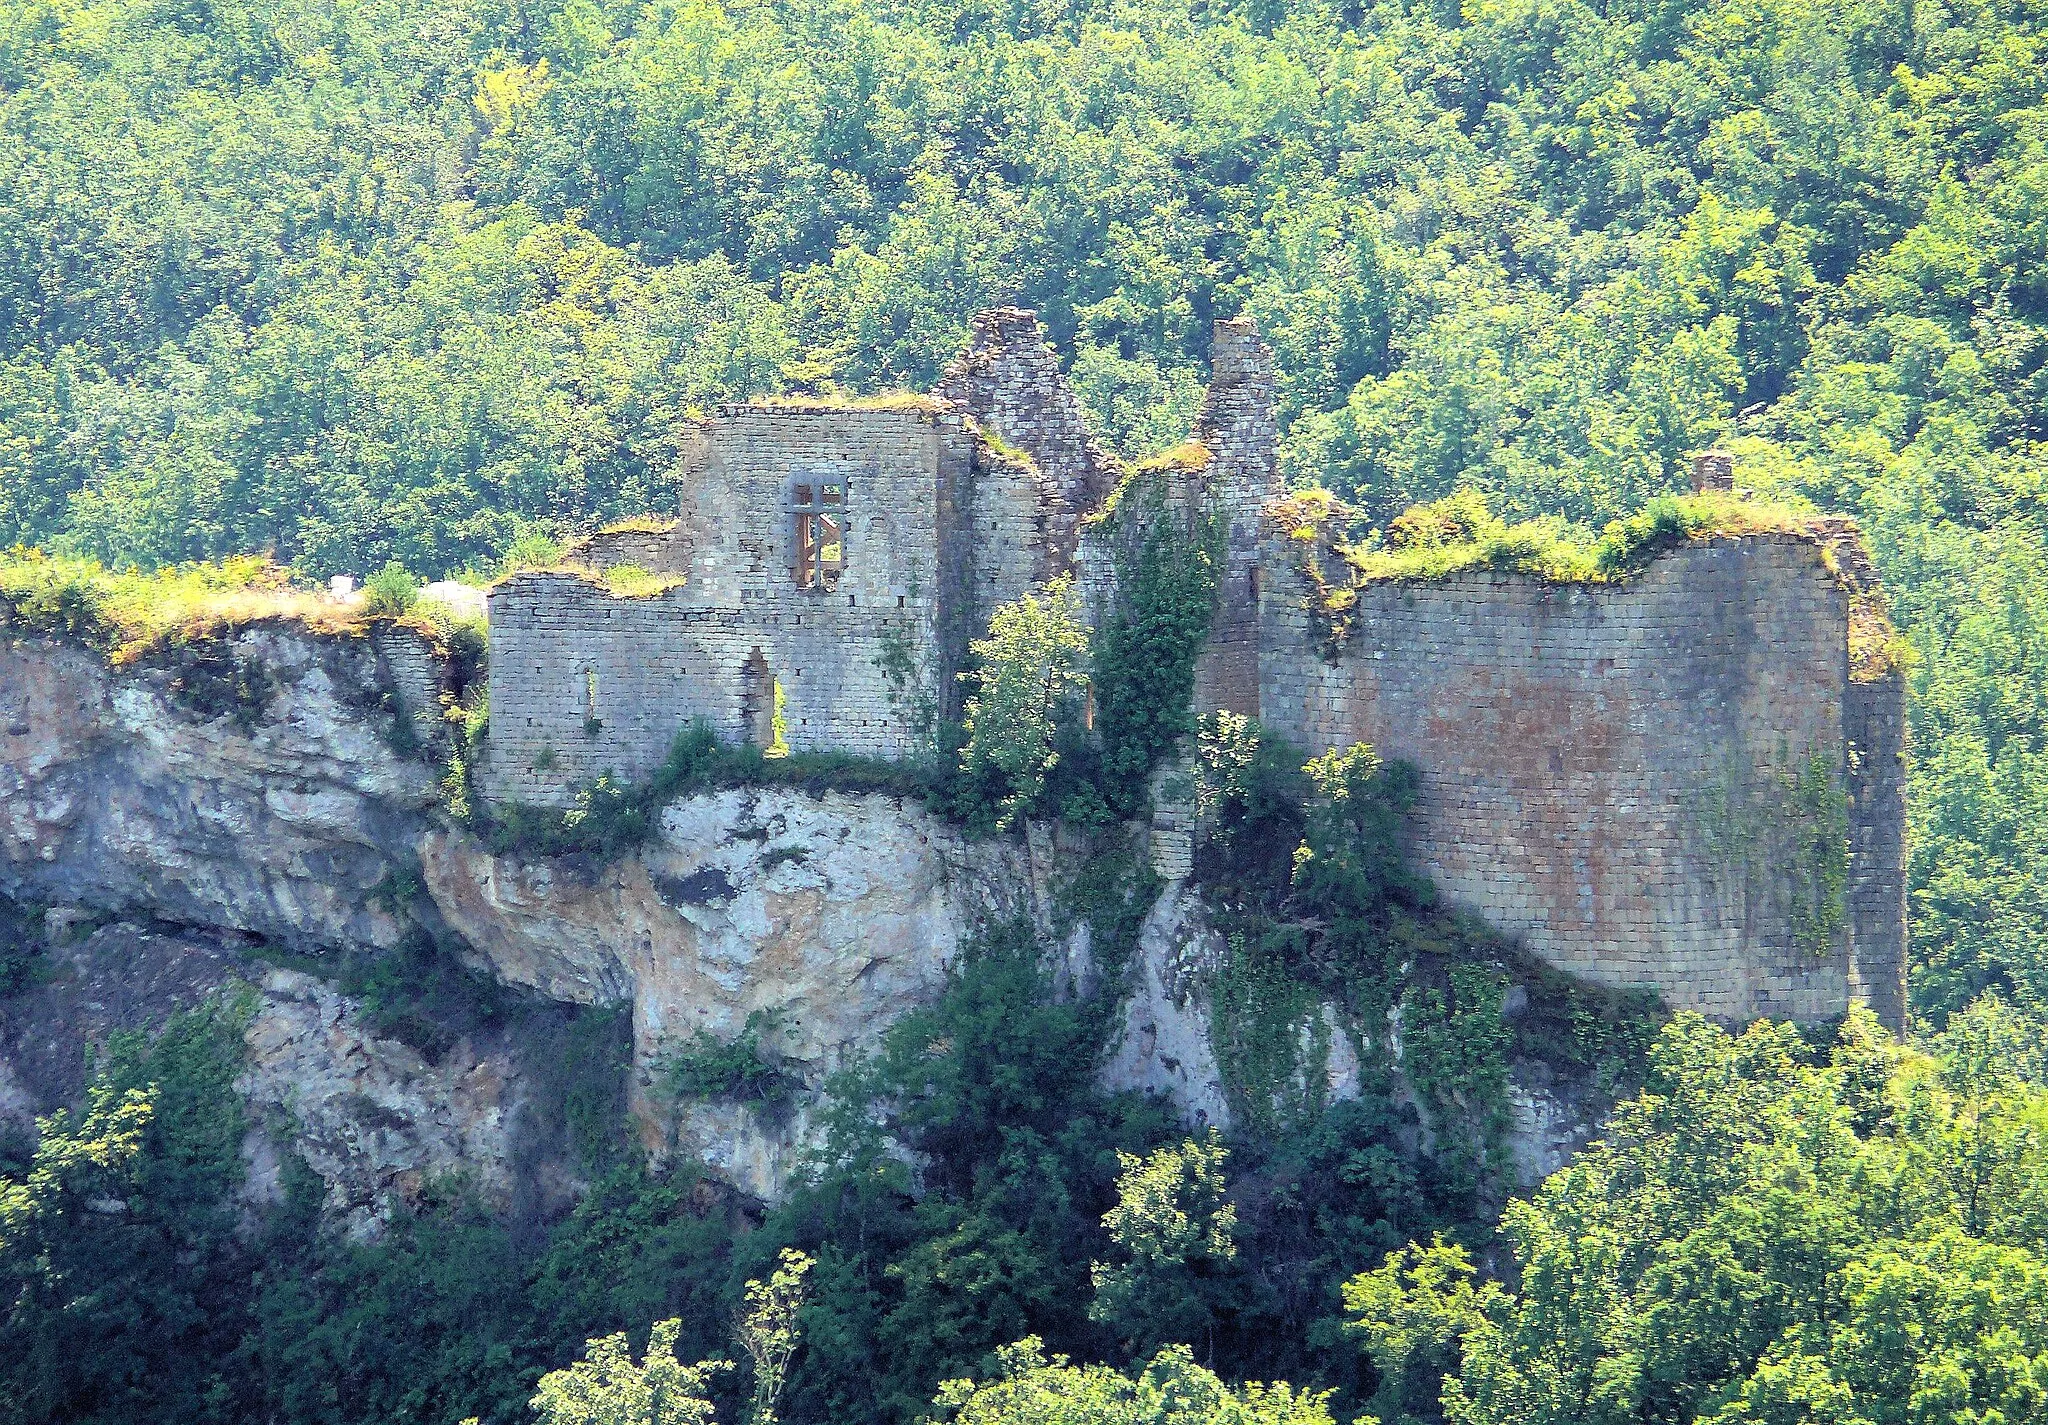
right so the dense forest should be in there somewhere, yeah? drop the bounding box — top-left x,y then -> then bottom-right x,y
5,0 -> 2048,1419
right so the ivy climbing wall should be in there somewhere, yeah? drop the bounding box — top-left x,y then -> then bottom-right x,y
1256,533 -> 1909,1029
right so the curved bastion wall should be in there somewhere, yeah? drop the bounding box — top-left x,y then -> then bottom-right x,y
1255,533 -> 1908,1029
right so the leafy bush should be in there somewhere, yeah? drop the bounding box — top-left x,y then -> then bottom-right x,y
363,561 -> 420,617
1339,490 -> 1823,587
1090,487 -> 1222,817
0,550 -> 341,659
1346,1006 -> 2048,1425
664,1011 -> 797,1113
955,577 -> 1092,829
935,1338 -> 1334,1425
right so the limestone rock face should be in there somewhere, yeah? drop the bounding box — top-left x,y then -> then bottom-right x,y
0,630 -> 439,954
0,922 -> 523,1235
1099,882 -> 1231,1129
239,966 -> 521,1235
0,630 -> 1039,1207
420,790 -> 1036,1201
0,627 -> 1611,1212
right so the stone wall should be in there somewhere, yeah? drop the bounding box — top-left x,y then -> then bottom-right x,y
575,522 -> 693,576
935,305 -> 1120,574
1256,533 -> 1908,1028
474,304 -> 1909,1031
1190,316 -> 1282,717
484,404 -> 978,803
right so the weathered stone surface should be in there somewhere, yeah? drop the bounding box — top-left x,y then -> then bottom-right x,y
0,628 -> 1038,1207
420,789 -> 1036,1201
483,397 -> 1060,804
239,966 -> 521,1235
1100,882 -> 1230,1129
1256,534 -> 1909,1029
0,629 -> 440,954
0,922 -> 524,1235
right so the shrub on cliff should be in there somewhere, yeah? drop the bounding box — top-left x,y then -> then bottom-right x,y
955,577 -> 1092,830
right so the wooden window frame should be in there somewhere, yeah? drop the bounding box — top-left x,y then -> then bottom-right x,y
791,481 -> 845,591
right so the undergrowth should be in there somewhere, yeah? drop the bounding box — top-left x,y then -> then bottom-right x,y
0,547 -> 485,669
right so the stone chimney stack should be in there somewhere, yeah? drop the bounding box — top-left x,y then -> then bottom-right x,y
1692,449 -> 1736,492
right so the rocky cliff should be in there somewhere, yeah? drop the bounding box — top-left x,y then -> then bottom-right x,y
0,621 -> 1618,1224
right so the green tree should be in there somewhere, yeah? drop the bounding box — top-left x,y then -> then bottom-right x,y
529,1321 -> 726,1425
958,576 -> 1091,828
1089,1131 -> 1240,1363
1348,1007 -> 2048,1425
933,1337 -> 1335,1425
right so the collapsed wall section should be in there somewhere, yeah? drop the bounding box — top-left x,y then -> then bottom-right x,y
935,305 -> 1120,576
1258,534 -> 1908,1028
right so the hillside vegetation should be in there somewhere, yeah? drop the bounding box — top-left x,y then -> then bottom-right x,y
5,0 -> 2048,1421
3,0 -> 2043,1018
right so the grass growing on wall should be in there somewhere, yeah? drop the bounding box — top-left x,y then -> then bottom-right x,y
1336,489 -> 1825,586
0,548 -> 482,663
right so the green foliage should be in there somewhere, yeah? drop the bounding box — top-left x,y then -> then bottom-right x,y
736,1250 -> 813,1425
1089,481 -> 1223,816
0,996 -> 255,1425
1193,715 -> 1652,1191
664,1012 -> 797,1115
0,550 -> 347,658
1338,489 -> 1822,586
957,578 -> 1091,830
1051,832 -> 1160,990
364,561 -> 420,618
933,1338 -> 1335,1425
530,1320 -> 726,1425
1290,745 -> 1430,921
0,900 -> 45,998
1089,1131 -> 1239,1364
1786,752 -> 1852,957
1345,1006 -> 2048,1425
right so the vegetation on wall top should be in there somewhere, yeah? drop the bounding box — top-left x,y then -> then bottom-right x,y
0,549 -> 484,667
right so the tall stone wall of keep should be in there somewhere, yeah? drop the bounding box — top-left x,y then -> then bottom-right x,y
1257,533 -> 1909,1028
1191,317 -> 1282,717
1844,668 -> 1909,1030
935,306 -> 1120,574
482,404 -> 967,806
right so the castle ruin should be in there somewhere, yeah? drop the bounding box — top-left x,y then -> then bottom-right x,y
483,311 -> 1908,1031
